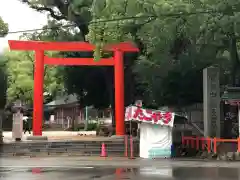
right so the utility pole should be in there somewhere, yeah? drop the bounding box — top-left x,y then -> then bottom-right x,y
84,106 -> 88,131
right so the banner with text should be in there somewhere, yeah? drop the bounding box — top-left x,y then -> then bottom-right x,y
125,106 -> 175,128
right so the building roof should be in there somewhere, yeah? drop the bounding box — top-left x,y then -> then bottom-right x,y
45,94 -> 79,107
221,87 -> 240,101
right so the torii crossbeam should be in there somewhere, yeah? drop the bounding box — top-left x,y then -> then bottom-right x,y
8,40 -> 139,136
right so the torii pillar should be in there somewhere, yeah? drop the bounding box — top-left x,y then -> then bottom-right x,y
8,40 -> 139,137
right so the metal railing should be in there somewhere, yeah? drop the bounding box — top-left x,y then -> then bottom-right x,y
182,136 -> 240,153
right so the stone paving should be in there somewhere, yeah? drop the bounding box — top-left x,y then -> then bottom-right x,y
2,163 -> 240,180
2,131 -> 113,143
1,156 -> 240,168
1,131 -> 132,158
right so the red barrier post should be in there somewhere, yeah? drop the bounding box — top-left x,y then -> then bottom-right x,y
186,139 -> 189,146
196,137 -> 199,150
191,139 -> 195,148
213,137 -> 217,154
207,137 -> 211,153
129,135 -> 134,159
201,138 -> 205,150
182,136 -> 185,146
124,135 -> 128,157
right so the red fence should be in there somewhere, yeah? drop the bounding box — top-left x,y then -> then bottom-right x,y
124,135 -> 135,159
182,136 -> 240,153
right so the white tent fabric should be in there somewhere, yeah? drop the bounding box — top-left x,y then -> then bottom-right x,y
139,123 -> 172,158
125,106 -> 174,158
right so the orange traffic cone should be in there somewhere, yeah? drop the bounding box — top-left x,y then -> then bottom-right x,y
100,142 -> 107,157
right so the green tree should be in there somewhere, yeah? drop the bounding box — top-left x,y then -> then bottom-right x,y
85,0 -> 240,106
4,50 -> 64,104
22,20 -> 116,109
20,0 -> 239,107
84,0 -> 215,106
0,16 -> 8,109
0,16 -> 8,37
0,17 -> 8,139
0,55 -> 7,109
20,0 -> 93,40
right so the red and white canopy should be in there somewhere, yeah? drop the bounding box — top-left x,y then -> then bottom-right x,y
125,106 -> 175,128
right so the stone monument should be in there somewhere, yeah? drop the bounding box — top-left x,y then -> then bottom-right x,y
203,66 -> 221,138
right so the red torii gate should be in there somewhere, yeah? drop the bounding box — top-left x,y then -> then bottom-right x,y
8,40 -> 139,136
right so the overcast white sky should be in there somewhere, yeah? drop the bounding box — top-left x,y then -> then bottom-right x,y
0,0 -> 47,52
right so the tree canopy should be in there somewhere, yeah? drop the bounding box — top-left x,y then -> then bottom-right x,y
4,50 -> 64,105
13,0 -> 239,110
0,16 -> 8,37
0,55 -> 7,109
0,17 -> 8,109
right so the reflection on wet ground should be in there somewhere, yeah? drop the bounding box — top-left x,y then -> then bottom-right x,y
1,166 -> 240,180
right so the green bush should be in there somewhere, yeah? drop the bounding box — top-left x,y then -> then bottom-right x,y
87,123 -> 98,131
73,123 -> 98,131
74,125 -> 84,131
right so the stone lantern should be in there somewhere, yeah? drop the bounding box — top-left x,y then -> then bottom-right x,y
11,100 -> 24,141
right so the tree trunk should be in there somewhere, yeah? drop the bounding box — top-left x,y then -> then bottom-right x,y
103,68 -> 115,129
110,91 -> 115,128
108,76 -> 115,129
0,109 -> 3,143
124,55 -> 135,106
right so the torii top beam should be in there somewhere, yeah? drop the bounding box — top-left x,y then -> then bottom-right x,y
8,40 -> 139,52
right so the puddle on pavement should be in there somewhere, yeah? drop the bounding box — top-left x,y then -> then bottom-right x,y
1,167 -> 240,180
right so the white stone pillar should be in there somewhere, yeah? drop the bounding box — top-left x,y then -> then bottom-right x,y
12,110 -> 23,140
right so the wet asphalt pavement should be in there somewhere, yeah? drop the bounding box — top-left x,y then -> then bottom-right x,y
2,166 -> 240,180
1,157 -> 240,180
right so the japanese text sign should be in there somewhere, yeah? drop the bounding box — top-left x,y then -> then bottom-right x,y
125,106 -> 175,127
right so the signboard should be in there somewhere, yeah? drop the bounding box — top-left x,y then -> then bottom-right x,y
203,66 -> 220,137
125,106 -> 175,127
50,115 -> 55,123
